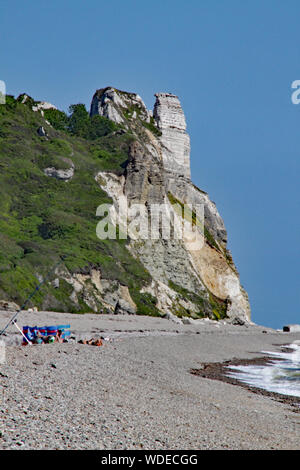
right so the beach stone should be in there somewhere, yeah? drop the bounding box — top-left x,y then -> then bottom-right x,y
283,324 -> 300,332
0,300 -> 20,311
229,317 -> 245,326
114,299 -> 136,315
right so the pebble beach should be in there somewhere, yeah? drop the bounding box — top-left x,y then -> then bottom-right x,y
0,310 -> 299,450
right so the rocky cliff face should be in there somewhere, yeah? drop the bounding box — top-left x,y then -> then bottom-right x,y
90,87 -> 251,323
153,93 -> 191,179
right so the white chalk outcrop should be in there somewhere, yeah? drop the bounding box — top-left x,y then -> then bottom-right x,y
153,93 -> 190,178
32,101 -> 57,113
90,87 -> 151,125
43,158 -> 74,181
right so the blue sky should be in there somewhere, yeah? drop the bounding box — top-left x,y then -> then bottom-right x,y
1,0 -> 299,328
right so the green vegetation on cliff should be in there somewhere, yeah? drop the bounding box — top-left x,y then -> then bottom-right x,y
44,103 -> 119,139
0,95 -> 156,314
167,192 -> 220,251
0,94 -> 229,320
168,280 -> 227,321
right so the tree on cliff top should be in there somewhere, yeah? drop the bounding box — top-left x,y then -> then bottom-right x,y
45,103 -> 118,140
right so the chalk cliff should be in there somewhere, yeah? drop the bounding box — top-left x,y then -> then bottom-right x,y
0,88 -> 250,322
153,93 -> 190,179
90,87 -> 251,323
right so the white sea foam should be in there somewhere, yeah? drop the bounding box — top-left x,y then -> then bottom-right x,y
226,343 -> 300,398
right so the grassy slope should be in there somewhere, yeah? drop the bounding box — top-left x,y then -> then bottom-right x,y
0,96 -> 160,314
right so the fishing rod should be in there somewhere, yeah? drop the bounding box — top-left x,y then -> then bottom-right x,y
0,255 -> 66,338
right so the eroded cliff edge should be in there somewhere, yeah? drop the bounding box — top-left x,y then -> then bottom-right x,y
90,87 -> 251,323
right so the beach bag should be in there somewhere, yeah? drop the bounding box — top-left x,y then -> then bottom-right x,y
46,326 -> 58,337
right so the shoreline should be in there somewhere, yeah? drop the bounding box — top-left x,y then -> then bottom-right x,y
190,356 -> 300,411
1,311 -> 300,449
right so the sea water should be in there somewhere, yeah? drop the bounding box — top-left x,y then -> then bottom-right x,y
226,342 -> 300,398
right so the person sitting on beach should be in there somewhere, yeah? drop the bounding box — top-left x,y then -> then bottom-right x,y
55,329 -> 64,343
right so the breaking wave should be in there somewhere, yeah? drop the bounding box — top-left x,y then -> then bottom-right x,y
226,343 -> 300,398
